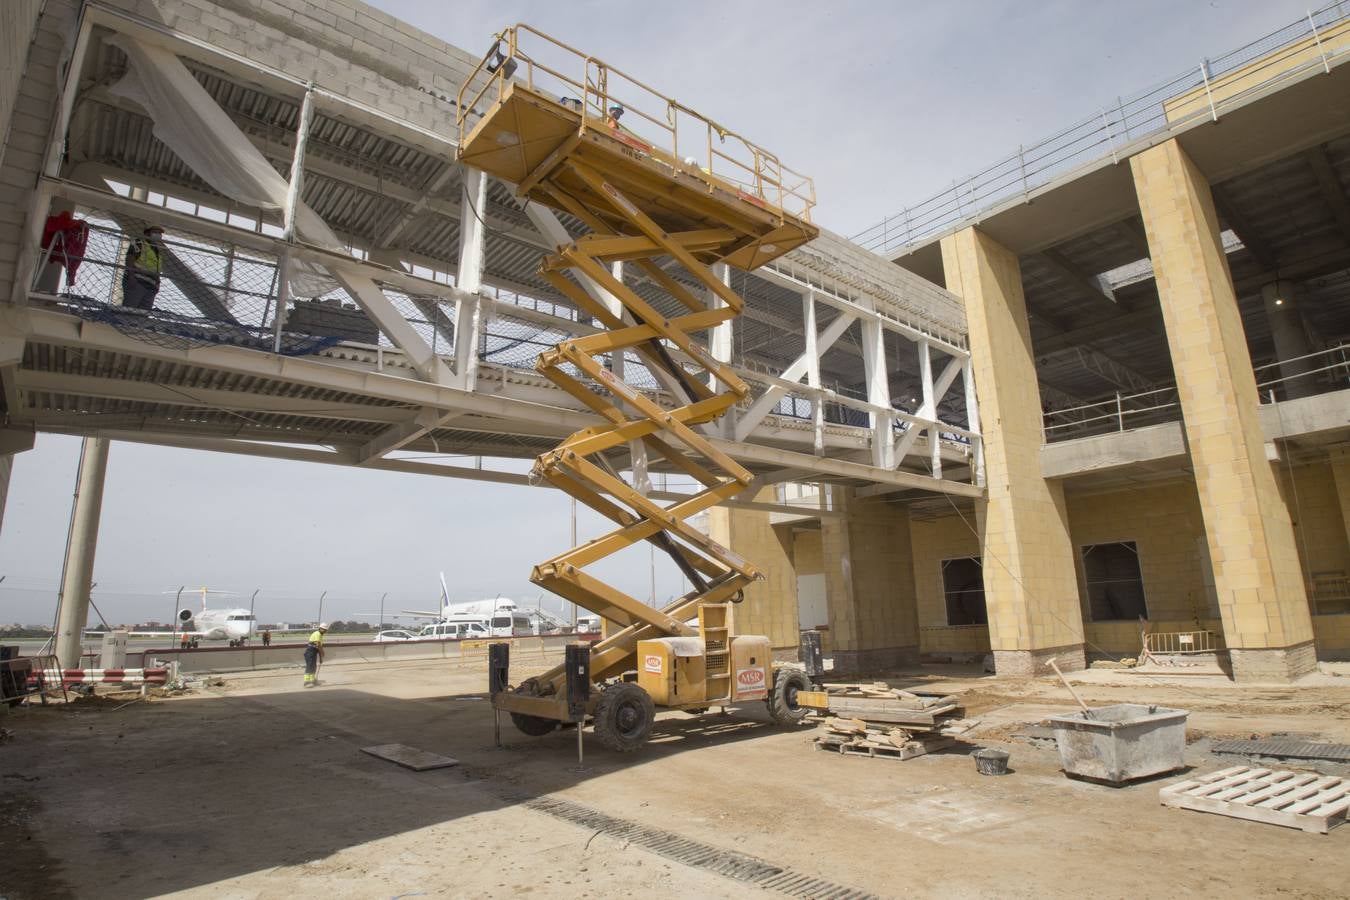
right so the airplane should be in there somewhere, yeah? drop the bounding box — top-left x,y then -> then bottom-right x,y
396,575 -> 573,635
85,587 -> 259,648
398,573 -> 521,620
170,587 -> 259,647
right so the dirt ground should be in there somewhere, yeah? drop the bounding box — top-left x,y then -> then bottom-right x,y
2,657 -> 1348,899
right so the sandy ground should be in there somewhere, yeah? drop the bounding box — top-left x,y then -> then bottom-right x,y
2,657 -> 1348,899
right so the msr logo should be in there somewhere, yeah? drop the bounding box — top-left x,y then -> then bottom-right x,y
736,668 -> 765,688
644,655 -> 663,674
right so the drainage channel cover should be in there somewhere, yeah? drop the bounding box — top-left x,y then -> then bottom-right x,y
524,795 -> 876,899
1211,739 -> 1350,762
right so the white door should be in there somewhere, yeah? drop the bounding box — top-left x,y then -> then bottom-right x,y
796,573 -> 828,632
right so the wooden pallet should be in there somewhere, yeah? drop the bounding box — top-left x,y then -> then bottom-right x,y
1159,766 -> 1350,834
815,733 -> 954,761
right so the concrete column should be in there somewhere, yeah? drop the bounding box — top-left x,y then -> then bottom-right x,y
939,226 -> 1086,675
0,413 -> 34,536
1261,280 -> 1316,400
820,487 -> 921,674
54,437 -> 110,669
0,454 -> 11,537
1131,139 -> 1315,681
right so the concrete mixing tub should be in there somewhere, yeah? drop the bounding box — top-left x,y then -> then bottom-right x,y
1048,704 -> 1189,784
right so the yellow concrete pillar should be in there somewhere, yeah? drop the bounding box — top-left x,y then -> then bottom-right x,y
1131,138 -> 1316,681
820,487 -> 922,673
939,227 -> 1086,674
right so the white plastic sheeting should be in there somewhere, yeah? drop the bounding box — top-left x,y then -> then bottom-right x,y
107,35 -> 337,296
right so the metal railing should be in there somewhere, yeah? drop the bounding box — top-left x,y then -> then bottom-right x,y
27,202 -> 721,412
1145,630 -> 1219,655
1043,385 -> 1183,442
455,24 -> 816,222
32,209 -> 456,357
1042,343 -> 1350,442
853,3 -> 1350,255
1310,575 -> 1350,615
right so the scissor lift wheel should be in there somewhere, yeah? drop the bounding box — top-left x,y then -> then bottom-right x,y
593,682 -> 656,752
767,666 -> 811,725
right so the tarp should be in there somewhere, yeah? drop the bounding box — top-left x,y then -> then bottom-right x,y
107,35 -> 337,297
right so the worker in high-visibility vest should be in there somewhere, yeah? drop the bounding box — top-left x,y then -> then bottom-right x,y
121,224 -> 164,311
302,623 -> 328,687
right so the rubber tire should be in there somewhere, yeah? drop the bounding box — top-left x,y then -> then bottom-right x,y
767,666 -> 811,726
510,712 -> 560,737
593,682 -> 655,753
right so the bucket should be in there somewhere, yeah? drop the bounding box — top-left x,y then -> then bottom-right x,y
973,748 -> 1010,776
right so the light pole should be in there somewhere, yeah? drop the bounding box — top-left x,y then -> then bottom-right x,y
378,592 -> 388,629
171,585 -> 184,641
317,590 -> 327,626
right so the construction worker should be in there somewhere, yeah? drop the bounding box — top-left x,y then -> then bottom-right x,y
302,623 -> 328,687
121,225 -> 164,311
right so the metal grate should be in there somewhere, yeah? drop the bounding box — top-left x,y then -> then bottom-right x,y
523,795 -> 876,899
1211,740 -> 1350,763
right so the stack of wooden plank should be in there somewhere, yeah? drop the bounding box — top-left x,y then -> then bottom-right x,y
809,682 -> 978,762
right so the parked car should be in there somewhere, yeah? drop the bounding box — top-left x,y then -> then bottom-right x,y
417,620 -> 491,640
374,629 -> 417,642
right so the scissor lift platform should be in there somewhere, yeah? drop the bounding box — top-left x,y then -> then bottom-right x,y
458,33 -> 815,271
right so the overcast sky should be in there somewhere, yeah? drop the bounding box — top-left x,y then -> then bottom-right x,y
0,0 -> 1316,626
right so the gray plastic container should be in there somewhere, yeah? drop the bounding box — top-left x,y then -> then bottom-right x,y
1047,703 -> 1188,784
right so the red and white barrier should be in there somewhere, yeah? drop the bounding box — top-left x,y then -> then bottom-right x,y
31,668 -> 170,688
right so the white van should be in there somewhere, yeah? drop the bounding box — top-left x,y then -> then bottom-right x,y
488,613 -> 533,637
417,620 -> 490,641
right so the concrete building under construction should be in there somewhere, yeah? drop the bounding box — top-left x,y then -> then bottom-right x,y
2,0 -> 1349,686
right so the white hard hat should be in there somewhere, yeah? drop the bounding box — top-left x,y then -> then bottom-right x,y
318,622 -> 330,630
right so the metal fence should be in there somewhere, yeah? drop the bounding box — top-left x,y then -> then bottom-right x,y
35,207 -> 456,356
853,3 -> 1350,256
1042,343 -> 1350,443
32,205 -> 692,406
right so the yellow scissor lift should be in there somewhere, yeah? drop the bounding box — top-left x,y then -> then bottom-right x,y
457,26 -> 819,752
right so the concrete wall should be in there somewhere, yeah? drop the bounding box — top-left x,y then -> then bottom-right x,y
707,496 -> 800,652
910,511 -> 979,627
1276,461 -> 1350,581
0,0 -> 75,302
793,529 -> 822,575
1314,613 -> 1350,660
1066,482 -> 1217,627
907,469 -> 1350,659
822,492 -> 921,670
